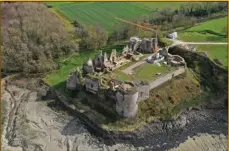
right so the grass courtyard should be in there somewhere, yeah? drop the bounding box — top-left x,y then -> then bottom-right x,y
106,55 -> 173,82
133,63 -> 174,81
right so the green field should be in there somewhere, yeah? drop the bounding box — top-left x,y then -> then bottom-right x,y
46,2 -> 184,31
178,17 -> 228,68
179,17 -> 228,42
179,32 -> 228,42
186,17 -> 228,34
44,44 -> 126,87
196,45 -> 228,67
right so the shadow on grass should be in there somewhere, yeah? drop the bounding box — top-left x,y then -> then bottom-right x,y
53,81 -> 66,89
200,30 -> 226,37
185,30 -> 227,42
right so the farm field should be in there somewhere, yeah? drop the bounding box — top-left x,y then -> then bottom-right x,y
46,2 -> 184,31
186,16 -> 227,34
179,32 -> 227,42
179,17 -> 228,42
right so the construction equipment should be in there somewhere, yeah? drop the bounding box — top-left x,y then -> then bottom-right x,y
115,17 -> 160,53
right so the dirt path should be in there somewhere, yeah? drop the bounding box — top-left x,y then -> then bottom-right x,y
149,67 -> 185,89
122,56 -> 149,74
169,39 -> 228,47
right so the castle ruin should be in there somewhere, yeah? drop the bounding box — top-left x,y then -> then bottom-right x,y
66,37 -> 186,118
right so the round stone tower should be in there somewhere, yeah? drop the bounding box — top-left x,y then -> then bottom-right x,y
115,82 -> 139,118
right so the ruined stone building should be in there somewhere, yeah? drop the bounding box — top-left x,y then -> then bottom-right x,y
67,68 -> 150,118
83,49 -> 129,75
129,36 -> 158,53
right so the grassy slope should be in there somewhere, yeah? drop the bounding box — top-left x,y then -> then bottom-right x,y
46,2 -> 183,32
104,70 -> 206,131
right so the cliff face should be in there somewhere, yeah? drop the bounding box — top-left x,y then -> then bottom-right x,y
168,46 -> 228,94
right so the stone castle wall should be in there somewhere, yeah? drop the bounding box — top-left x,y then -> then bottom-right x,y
136,84 -> 150,102
66,66 -> 186,118
85,76 -> 100,94
66,72 -> 82,90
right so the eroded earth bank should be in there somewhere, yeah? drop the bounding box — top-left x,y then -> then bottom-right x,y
1,76 -> 228,151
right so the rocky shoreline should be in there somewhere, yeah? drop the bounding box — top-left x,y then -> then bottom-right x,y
2,77 -> 228,151
47,82 -> 228,150
49,96 -> 228,150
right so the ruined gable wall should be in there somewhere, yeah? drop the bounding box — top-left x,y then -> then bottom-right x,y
83,64 -> 94,74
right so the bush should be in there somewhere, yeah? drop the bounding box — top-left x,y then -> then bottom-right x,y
76,24 -> 108,50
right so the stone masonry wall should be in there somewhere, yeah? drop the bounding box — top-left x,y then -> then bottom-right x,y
85,77 -> 100,94
116,91 -> 139,118
136,85 -> 150,102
